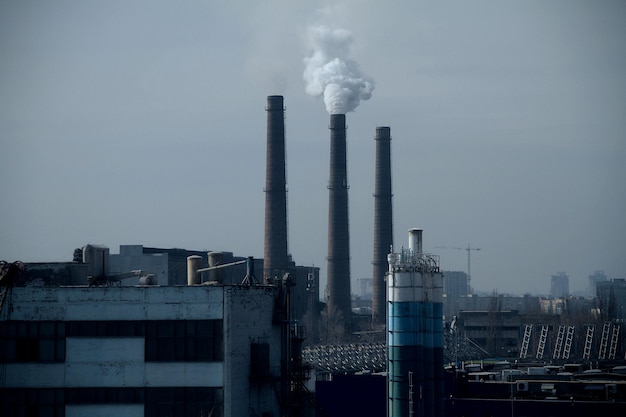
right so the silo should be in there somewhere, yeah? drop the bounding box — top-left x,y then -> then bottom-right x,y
421,282 -> 435,416
263,95 -> 290,284
372,126 -> 393,326
187,255 -> 202,285
387,229 -> 443,417
433,267 -> 445,417
326,113 -> 352,335
208,251 -> 225,283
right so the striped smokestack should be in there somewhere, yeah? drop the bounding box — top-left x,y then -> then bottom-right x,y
327,113 -> 352,334
263,95 -> 289,284
372,126 -> 393,326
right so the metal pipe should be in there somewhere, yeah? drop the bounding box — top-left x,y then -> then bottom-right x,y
408,228 -> 423,254
196,259 -> 247,274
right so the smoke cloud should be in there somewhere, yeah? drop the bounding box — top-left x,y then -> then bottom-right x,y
303,25 -> 374,114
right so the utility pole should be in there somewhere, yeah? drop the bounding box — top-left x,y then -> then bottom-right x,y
435,244 -> 482,294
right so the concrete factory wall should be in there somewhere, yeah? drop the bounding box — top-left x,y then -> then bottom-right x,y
1,284 -> 282,417
223,285 -> 281,417
4,285 -> 223,321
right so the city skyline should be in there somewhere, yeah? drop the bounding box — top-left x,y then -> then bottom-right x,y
1,1 -> 625,295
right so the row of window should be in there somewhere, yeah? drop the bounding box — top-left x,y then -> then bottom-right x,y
0,387 -> 223,417
0,320 -> 223,338
0,320 -> 223,363
3,337 -> 66,363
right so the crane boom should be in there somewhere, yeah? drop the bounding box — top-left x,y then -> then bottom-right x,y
434,244 -> 481,293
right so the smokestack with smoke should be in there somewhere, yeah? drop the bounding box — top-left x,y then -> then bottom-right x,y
304,23 -> 373,339
303,25 -> 374,114
326,113 -> 352,336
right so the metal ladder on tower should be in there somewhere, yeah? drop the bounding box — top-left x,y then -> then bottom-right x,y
609,324 -> 620,360
583,325 -> 595,360
599,322 -> 611,360
408,371 -> 414,417
553,325 -> 565,359
520,324 -> 532,359
562,326 -> 575,360
536,325 -> 548,359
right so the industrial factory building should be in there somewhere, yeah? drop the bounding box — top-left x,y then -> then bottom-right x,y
109,244 -> 321,344
109,245 -> 211,286
0,284 -> 287,417
4,92 -> 623,417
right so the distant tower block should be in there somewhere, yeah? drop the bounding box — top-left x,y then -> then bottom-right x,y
263,95 -> 290,284
326,113 -> 352,334
372,126 -> 393,325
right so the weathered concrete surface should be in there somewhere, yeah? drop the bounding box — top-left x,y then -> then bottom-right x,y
6,286 -> 224,321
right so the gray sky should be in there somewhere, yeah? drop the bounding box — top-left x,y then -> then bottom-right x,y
1,1 -> 625,296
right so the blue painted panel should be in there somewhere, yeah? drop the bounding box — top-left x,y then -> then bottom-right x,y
388,331 -> 418,346
389,301 -> 419,316
390,315 -> 419,331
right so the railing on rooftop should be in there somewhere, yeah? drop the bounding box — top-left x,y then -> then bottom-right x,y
388,249 -> 440,273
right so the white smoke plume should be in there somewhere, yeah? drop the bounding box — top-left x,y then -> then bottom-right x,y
303,25 -> 374,114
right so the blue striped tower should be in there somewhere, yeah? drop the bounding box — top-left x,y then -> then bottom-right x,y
432,270 -> 444,417
421,288 -> 434,415
387,228 -> 443,417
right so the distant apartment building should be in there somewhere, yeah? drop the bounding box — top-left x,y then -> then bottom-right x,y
550,272 -> 569,299
443,271 -> 469,298
588,270 -> 608,298
458,310 -> 523,357
539,298 -> 566,315
356,277 -> 373,299
597,278 -> 626,322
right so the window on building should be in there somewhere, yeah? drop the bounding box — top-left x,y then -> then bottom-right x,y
0,387 -> 223,417
144,387 -> 223,417
66,320 -> 145,337
1,319 -> 222,363
145,320 -> 223,362
0,321 -> 65,363
0,388 -> 64,417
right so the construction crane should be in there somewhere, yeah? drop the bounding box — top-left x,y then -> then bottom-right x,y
435,244 -> 481,294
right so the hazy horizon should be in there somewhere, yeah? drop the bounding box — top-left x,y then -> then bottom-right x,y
2,1 -> 625,296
